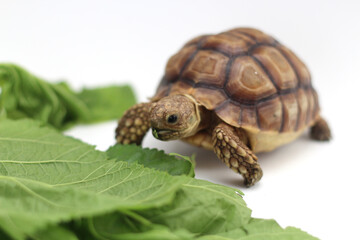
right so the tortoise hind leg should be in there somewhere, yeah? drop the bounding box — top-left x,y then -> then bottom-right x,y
310,117 -> 331,141
212,123 -> 263,187
116,103 -> 151,145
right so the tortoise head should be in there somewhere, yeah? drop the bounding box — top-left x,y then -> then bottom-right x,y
150,95 -> 200,141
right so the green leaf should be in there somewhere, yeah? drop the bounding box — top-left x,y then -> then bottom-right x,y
76,85 -> 136,123
0,176 -> 125,239
86,212 -> 195,240
140,178 -> 250,235
82,178 -> 251,238
106,144 -> 195,177
0,228 -> 11,240
0,119 -> 317,240
31,224 -> 79,240
0,119 -> 185,207
0,119 -> 184,239
197,219 -> 319,240
0,64 -> 90,129
0,64 -> 136,130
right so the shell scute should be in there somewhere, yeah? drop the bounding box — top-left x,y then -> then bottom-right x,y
280,93 -> 299,132
201,33 -> 250,55
252,46 -> 298,90
192,87 -> 227,110
257,97 -> 283,131
165,45 -> 197,82
226,56 -> 277,101
228,28 -> 276,44
183,50 -> 229,87
240,106 -> 258,130
184,35 -> 209,47
296,88 -> 309,130
305,88 -> 315,124
278,45 -> 311,86
215,101 -> 242,127
168,80 -> 193,96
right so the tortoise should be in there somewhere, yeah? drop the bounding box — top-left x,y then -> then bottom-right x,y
116,27 -> 331,186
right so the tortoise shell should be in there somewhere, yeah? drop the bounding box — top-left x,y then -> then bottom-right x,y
153,28 -> 319,133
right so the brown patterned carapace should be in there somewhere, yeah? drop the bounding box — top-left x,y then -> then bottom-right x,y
154,28 -> 319,133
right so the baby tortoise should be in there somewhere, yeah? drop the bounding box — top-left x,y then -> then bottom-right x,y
116,27 -> 331,187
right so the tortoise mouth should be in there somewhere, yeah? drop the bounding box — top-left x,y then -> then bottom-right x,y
152,128 -> 179,141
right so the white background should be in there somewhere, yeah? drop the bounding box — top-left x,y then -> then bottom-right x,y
1,1 -> 360,239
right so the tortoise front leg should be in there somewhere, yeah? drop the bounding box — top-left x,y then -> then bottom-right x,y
116,103 -> 151,145
212,123 -> 263,187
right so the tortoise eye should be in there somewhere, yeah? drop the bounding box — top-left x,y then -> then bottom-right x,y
167,114 -> 178,124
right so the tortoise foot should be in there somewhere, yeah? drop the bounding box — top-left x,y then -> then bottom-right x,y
116,103 -> 151,145
212,123 -> 263,187
310,117 -> 331,141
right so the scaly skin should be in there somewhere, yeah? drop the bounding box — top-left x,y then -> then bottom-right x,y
212,123 -> 263,187
115,103 -> 151,145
